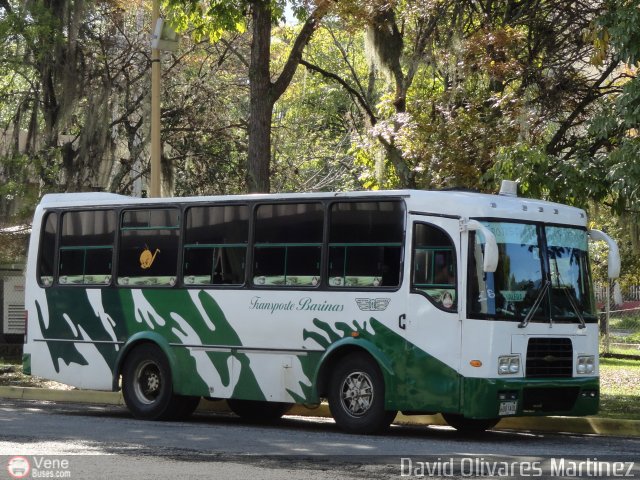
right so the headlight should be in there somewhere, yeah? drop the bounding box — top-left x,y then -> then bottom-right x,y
498,355 -> 520,375
577,355 -> 595,375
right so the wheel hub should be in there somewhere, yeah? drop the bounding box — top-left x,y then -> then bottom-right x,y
133,360 -> 162,405
340,371 -> 374,417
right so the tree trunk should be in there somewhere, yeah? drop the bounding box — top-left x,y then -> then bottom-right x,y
246,0 -> 332,193
247,1 -> 273,193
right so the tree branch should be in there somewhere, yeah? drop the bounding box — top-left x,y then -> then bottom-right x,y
546,58 -> 621,156
271,0 -> 333,102
300,59 -> 378,127
219,37 -> 250,69
326,25 -> 368,100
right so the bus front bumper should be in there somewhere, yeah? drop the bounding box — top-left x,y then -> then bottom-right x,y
461,376 -> 599,419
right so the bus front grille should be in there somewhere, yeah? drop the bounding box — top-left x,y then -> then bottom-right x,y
526,337 -> 573,378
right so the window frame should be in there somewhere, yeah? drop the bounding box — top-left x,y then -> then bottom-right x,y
251,201 -> 325,289
410,221 -> 458,313
182,203 -> 250,287
326,199 -> 406,291
116,206 -> 181,288
34,196 -> 408,293
56,209 -> 117,287
36,210 -> 59,288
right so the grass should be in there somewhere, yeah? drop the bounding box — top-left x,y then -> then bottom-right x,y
610,315 -> 640,331
599,357 -> 640,420
601,343 -> 640,356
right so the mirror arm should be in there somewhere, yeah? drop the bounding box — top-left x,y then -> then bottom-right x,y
466,220 -> 499,273
588,229 -> 621,279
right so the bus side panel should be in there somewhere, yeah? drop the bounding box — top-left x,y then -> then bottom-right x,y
26,285 -> 117,390
27,284 -> 464,410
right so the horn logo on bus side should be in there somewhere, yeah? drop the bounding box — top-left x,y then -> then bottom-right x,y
140,246 -> 160,269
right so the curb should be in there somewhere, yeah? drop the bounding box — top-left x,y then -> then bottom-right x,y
1,386 -> 638,437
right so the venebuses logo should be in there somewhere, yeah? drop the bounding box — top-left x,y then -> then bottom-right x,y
7,456 -> 30,479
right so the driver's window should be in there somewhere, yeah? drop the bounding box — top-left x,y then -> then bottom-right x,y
412,223 -> 457,311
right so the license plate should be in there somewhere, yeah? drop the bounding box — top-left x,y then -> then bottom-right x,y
499,400 -> 518,416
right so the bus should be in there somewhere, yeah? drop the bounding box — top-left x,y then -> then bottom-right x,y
22,182 -> 620,434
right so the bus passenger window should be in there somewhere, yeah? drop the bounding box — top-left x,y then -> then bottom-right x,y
38,212 -> 58,286
328,201 -> 403,288
117,208 -> 179,286
412,223 -> 457,311
253,203 -> 323,287
58,210 -> 115,286
183,205 -> 248,285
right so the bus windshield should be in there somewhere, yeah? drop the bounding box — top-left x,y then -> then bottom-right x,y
467,221 -> 596,324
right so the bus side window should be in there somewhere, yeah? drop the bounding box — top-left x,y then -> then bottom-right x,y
57,210 -> 116,286
38,212 -> 58,286
183,205 -> 248,286
253,203 -> 323,287
117,208 -> 179,287
328,201 -> 403,288
412,223 -> 457,311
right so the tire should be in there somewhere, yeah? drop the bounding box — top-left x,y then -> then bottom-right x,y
327,353 -> 397,434
227,399 -> 292,421
166,395 -> 201,421
122,344 -> 175,420
442,413 -> 499,434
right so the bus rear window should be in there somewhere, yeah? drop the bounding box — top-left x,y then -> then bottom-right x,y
38,212 -> 57,286
58,210 -> 116,285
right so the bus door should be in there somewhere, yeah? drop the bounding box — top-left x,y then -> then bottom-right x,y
403,215 -> 463,411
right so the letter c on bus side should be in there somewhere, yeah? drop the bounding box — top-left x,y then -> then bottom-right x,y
399,314 -> 407,330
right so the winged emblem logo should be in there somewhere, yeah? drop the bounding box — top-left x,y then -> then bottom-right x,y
355,298 -> 391,311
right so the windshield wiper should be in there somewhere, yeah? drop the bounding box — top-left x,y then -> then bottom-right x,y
518,280 -> 550,329
560,287 -> 587,329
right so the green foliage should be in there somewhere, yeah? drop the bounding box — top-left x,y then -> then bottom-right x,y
598,0 -> 640,64
163,0 -> 313,40
164,0 -> 248,42
270,25 -> 364,192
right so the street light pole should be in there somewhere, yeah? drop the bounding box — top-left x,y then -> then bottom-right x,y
150,0 -> 161,197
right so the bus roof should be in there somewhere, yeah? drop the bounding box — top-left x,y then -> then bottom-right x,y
37,189 -> 587,227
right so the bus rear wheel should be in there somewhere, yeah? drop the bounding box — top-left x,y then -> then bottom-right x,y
122,344 -> 175,420
442,413 -> 499,434
327,353 -> 396,434
227,399 -> 292,421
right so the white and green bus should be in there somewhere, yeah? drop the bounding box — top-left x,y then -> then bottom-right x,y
22,182 -> 620,433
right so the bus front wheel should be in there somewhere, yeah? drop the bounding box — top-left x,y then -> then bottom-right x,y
122,344 -> 175,420
442,413 -> 499,433
328,353 -> 396,434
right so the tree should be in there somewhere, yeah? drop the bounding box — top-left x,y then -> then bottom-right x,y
0,0 -> 254,222
294,0 -> 628,194
270,23 -> 368,192
165,0 -> 334,192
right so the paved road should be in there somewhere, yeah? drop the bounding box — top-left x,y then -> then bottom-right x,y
0,399 -> 638,479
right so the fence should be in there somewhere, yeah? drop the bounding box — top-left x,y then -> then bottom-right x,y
595,283 -> 640,304
596,283 -> 640,356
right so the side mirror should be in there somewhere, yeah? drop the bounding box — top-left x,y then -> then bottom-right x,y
467,220 -> 499,273
588,229 -> 621,279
